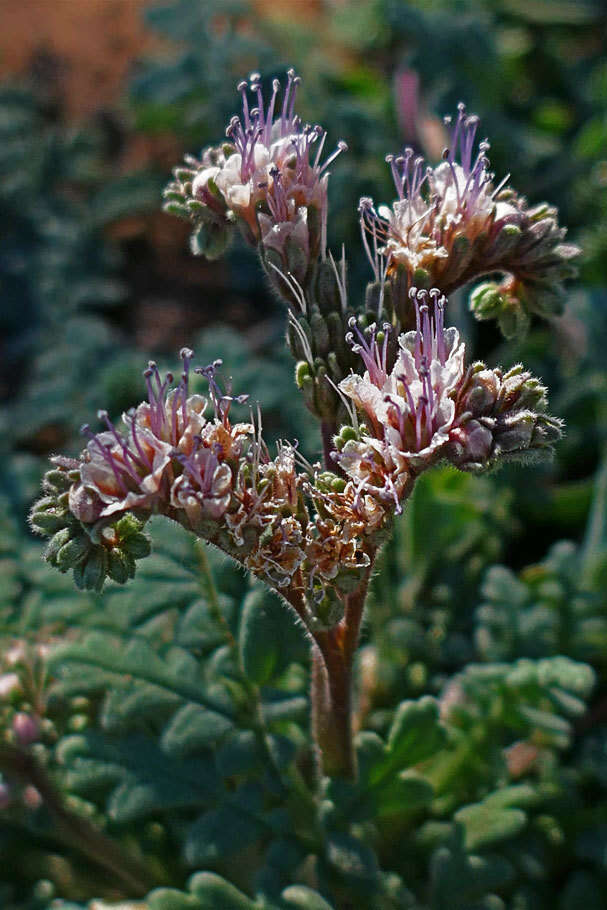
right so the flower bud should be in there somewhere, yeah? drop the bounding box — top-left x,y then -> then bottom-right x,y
317,258 -> 345,315
190,213 -> 234,261
55,536 -> 90,571
459,367 -> 500,416
470,282 -> 504,320
304,307 -> 327,355
13,712 -> 39,747
68,483 -> 103,524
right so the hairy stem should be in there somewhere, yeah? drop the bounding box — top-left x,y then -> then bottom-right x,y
311,631 -> 356,778
310,556 -> 376,779
0,743 -> 153,896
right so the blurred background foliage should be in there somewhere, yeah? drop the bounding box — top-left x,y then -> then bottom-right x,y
1,0 -> 607,908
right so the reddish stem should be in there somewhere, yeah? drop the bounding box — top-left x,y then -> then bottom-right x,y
311,628 -> 356,778
310,556 -> 375,779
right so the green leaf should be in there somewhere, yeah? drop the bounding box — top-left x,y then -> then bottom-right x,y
380,697 -> 446,776
325,832 -> 379,883
239,585 -> 283,685
161,703 -> 234,757
184,788 -> 266,865
150,873 -> 256,910
374,772 -> 435,819
239,582 -> 307,686
279,885 -> 335,910
454,786 -> 539,851
430,843 -> 514,909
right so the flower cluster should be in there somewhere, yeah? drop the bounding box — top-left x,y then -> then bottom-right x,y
332,288 -> 562,510
164,70 -> 346,287
30,352 -> 376,617
31,73 -> 573,643
360,104 -> 579,332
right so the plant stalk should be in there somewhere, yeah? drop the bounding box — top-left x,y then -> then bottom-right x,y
311,557 -> 375,779
0,743 -> 153,897
311,630 -> 356,778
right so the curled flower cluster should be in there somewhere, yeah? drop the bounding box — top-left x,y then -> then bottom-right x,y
332,289 -> 562,511
30,352 -> 377,620
164,70 -> 347,286
69,350 -> 252,529
360,104 -> 579,332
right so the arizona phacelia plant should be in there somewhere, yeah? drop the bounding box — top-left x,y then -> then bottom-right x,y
30,71 -> 577,779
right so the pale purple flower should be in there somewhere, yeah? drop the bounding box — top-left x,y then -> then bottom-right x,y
70,350 -> 254,528
359,104 -> 577,323
336,288 -> 465,508
193,70 -> 346,251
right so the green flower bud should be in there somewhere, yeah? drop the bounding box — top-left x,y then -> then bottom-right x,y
338,425 -> 359,444
190,215 -> 233,261
285,233 -> 310,285
42,470 -> 73,494
45,528 -> 72,564
30,505 -> 67,535
309,305 -> 330,357
326,311 -> 349,365
315,258 -> 343,315
496,413 -> 536,452
56,536 -> 90,570
498,297 -> 530,340
295,361 -> 311,388
287,315 -> 313,362
315,365 -> 338,419
327,351 -> 342,382
299,372 -> 317,413
81,549 -> 108,593
470,282 -> 504,320
491,222 -> 522,257
107,548 -> 134,584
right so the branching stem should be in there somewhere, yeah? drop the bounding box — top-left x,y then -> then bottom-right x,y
0,743 -> 153,897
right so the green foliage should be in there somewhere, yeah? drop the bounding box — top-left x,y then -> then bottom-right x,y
476,541 -> 607,663
2,0 -> 607,908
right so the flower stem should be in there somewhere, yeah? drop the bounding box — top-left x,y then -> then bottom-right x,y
311,630 -> 356,778
0,742 -> 153,896
311,557 -> 376,779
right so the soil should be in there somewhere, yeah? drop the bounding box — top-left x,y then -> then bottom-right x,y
0,0 -> 155,121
